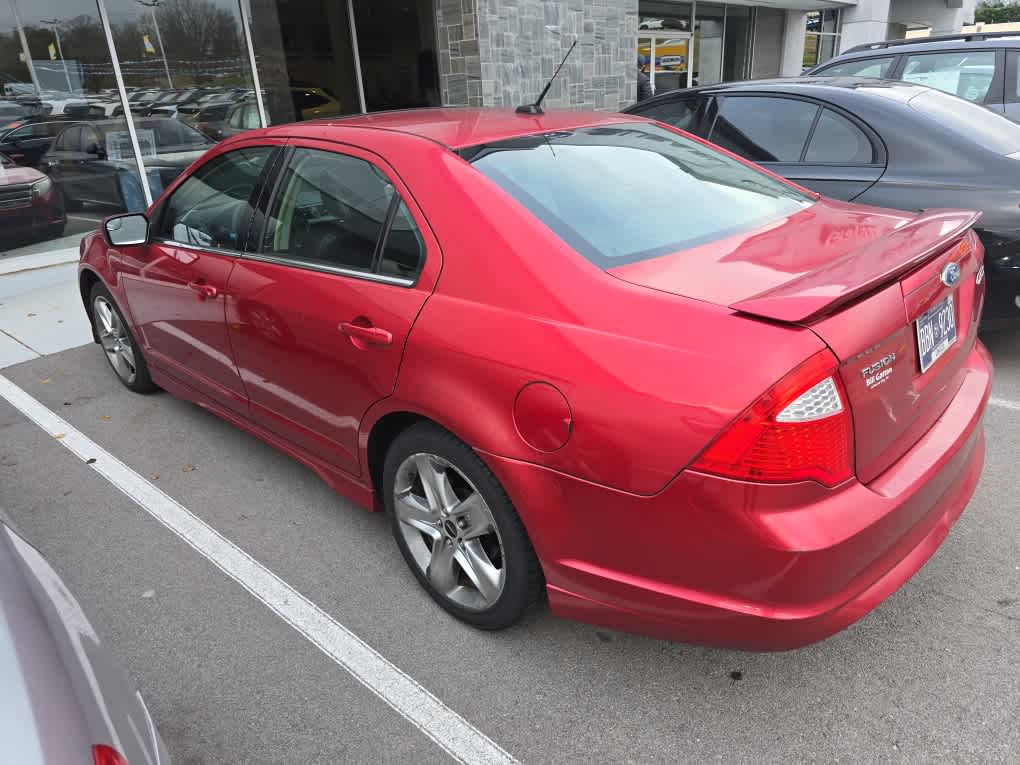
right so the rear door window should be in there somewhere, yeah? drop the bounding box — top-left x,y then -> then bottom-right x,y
261,147 -> 425,280
804,109 -> 876,164
814,56 -> 896,78
900,50 -> 996,102
710,96 -> 819,163
54,125 -> 82,152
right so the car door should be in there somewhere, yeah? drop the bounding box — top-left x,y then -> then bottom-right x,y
708,95 -> 885,202
115,142 -> 280,415
43,124 -> 85,200
76,125 -> 123,208
226,141 -> 440,476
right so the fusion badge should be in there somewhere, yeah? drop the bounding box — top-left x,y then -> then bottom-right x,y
861,352 -> 896,389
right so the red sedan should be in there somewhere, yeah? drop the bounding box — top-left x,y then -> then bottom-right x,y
78,110 -> 991,650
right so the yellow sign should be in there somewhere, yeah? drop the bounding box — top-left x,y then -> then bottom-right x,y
48,43 -> 57,61
143,34 -> 156,54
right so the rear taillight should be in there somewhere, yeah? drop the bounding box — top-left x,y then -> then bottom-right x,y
93,744 -> 129,765
692,350 -> 853,487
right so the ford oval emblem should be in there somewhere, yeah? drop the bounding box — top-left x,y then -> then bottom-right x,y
941,262 -> 962,288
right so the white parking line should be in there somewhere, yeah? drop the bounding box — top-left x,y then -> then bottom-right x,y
0,374 -> 517,765
989,397 -> 1020,412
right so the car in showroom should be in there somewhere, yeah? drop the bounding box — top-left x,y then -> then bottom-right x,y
0,510 -> 171,764
0,152 -> 65,243
624,76 -> 1020,329
804,31 -> 1020,121
42,118 -> 213,213
78,109 -> 991,650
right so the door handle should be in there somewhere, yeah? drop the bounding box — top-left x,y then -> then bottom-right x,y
339,321 -> 392,346
187,281 -> 218,300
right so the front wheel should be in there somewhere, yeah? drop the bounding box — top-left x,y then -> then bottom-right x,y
384,423 -> 543,630
90,282 -> 156,393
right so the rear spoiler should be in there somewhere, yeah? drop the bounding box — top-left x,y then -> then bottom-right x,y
730,209 -> 982,324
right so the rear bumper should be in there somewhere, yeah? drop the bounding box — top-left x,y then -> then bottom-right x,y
485,342 -> 992,651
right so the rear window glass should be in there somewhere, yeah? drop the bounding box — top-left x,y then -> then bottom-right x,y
908,89 -> 1020,155
461,124 -> 812,267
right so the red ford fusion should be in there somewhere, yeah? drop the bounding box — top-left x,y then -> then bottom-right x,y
78,109 -> 991,650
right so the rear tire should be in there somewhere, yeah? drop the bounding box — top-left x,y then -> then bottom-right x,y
384,423 -> 543,630
89,282 -> 156,393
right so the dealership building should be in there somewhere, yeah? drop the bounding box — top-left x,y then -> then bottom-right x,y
0,0 -> 976,217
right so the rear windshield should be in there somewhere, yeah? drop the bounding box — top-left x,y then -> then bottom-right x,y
907,88 -> 1020,154
462,123 -> 812,267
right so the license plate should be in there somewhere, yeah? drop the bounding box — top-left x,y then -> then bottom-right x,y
916,294 -> 957,373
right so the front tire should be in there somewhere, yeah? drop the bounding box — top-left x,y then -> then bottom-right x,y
384,423 -> 543,630
90,282 -> 156,393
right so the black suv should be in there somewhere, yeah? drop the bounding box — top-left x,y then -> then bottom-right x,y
805,31 -> 1020,122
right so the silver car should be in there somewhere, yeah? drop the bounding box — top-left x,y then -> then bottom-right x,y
0,513 -> 171,764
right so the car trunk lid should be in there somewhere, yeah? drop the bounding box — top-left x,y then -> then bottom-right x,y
609,200 -> 984,484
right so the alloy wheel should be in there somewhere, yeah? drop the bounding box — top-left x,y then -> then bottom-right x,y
94,296 -> 137,385
393,452 -> 506,611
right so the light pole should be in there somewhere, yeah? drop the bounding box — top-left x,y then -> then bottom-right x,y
40,18 -> 74,94
135,0 -> 173,88
6,0 -> 41,96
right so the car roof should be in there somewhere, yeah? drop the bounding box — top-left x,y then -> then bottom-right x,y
633,76 -> 936,105
824,33 -> 1020,61
259,107 -> 650,149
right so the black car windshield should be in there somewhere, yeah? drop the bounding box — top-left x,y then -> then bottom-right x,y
462,123 -> 812,267
908,88 -> 1020,155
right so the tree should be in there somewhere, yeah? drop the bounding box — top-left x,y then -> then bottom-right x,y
975,1 -> 1020,23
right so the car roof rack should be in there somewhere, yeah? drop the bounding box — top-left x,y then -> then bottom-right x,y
845,30 -> 1020,53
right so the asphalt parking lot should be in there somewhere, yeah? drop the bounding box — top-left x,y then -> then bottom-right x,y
1,328 -> 1017,763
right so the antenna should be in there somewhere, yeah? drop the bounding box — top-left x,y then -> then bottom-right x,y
516,37 -> 578,115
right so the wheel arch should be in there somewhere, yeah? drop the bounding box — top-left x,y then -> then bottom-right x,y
79,267 -> 103,342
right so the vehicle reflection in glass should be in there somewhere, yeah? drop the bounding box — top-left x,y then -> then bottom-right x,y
41,119 -> 213,213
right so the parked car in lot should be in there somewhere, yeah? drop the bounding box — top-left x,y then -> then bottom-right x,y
803,31 -> 1020,121
624,77 -> 1020,328
0,152 -> 65,241
183,102 -> 233,141
79,109 -> 991,650
43,118 -> 213,212
0,117 -> 80,168
0,511 -> 171,764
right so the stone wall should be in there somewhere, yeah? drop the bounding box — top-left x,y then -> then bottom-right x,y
437,0 -> 638,111
435,0 -> 484,107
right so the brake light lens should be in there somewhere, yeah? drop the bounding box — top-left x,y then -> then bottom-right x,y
93,744 -> 129,765
692,350 -> 854,487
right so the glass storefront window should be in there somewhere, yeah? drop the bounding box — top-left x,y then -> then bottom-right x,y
103,0 -> 257,144
246,0 -> 360,125
804,10 -> 841,70
694,4 -> 725,87
353,0 -> 439,111
639,2 -> 692,32
1,0 -> 134,253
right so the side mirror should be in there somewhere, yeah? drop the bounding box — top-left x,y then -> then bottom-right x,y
104,213 -> 149,246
